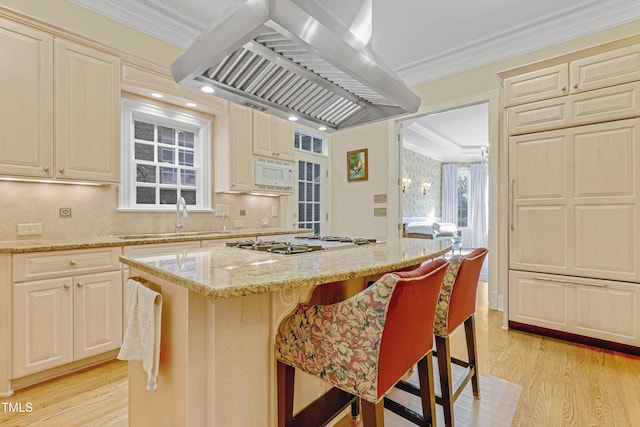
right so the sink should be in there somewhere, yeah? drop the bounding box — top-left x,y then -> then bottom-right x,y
114,230 -> 232,240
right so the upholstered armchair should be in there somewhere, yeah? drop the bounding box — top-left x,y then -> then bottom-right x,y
432,222 -> 463,253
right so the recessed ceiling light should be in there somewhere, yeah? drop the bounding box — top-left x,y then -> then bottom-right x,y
201,86 -> 214,93
318,126 -> 327,131
186,102 -> 197,108
288,116 -> 299,121
150,92 -> 163,98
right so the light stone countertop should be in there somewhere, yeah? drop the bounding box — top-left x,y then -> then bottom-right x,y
0,228 -> 306,253
119,237 -> 452,300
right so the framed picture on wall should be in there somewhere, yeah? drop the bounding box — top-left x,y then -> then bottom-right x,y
347,148 -> 368,182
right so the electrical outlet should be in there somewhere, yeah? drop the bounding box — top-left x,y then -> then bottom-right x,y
59,208 -> 72,218
373,208 -> 387,217
271,206 -> 278,217
17,223 -> 42,236
234,219 -> 244,228
215,204 -> 230,216
261,219 -> 269,227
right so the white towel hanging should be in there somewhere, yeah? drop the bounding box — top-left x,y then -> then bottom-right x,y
117,278 -> 162,391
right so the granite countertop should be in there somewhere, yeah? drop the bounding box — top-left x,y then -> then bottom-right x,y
0,228 -> 306,253
119,238 -> 452,300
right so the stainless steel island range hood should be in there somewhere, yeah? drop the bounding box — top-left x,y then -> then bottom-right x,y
170,0 -> 420,132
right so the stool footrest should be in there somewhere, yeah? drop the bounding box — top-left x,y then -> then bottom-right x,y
291,387 -> 357,427
383,397 -> 432,427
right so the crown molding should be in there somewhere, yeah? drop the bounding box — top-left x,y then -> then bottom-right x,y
398,0 -> 640,87
69,0 -> 204,48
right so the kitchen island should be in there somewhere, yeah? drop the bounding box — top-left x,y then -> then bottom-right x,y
119,237 -> 451,427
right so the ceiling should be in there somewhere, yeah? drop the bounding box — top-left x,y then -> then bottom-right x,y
70,0 -> 640,162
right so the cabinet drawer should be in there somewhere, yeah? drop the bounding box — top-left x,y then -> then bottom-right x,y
504,63 -> 568,107
509,271 -> 640,346
509,81 -> 640,135
13,247 -> 121,282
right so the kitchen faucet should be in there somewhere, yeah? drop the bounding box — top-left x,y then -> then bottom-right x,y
175,197 -> 188,233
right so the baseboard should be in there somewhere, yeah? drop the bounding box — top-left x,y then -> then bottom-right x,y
509,321 -> 640,357
9,350 -> 119,391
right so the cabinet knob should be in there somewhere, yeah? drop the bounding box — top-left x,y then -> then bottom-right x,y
76,282 -> 83,287
574,83 -> 579,89
69,260 -> 77,266
43,166 -> 50,172
58,168 -> 65,173
64,282 -> 71,289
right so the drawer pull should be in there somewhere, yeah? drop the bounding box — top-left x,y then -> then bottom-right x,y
69,260 -> 77,266
533,276 -> 607,287
63,282 -> 71,289
76,282 -> 84,287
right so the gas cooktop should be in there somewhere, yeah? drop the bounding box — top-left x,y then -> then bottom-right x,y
225,236 -> 377,255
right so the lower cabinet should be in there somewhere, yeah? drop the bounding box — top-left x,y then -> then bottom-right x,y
509,270 -> 640,347
12,248 -> 122,378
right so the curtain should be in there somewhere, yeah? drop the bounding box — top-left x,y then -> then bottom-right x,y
441,163 -> 458,223
469,162 -> 488,248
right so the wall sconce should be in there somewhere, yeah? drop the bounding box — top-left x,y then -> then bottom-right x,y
401,177 -> 412,192
481,144 -> 489,163
422,182 -> 431,195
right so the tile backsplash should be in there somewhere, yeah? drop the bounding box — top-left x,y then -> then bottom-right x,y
0,181 -> 282,241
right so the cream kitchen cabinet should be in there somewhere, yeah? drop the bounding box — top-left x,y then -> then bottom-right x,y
509,118 -> 640,282
509,271 -> 640,347
570,43 -> 640,94
508,81 -> 640,135
252,109 -> 295,161
12,248 -> 122,378
504,63 -> 569,107
0,18 -> 120,183
215,103 -> 254,192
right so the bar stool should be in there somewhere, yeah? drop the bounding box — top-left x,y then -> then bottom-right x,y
388,248 -> 488,426
275,258 -> 449,427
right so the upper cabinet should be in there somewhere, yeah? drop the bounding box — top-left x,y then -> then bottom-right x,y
0,18 -> 120,183
505,41 -> 640,136
570,44 -> 640,94
504,64 -> 569,107
54,39 -> 120,183
252,110 -> 295,161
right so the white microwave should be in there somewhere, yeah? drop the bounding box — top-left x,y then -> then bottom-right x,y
254,157 -> 294,191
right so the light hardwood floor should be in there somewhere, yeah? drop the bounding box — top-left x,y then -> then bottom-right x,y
2,282 -> 640,426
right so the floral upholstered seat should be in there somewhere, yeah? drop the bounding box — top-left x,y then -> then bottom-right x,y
275,258 -> 449,427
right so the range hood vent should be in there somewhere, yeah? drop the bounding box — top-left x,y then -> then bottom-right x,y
170,0 -> 420,132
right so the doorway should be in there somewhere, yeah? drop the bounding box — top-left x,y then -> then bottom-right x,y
396,94 -> 499,309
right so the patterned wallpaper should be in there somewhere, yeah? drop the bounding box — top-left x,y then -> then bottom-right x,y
402,148 -> 442,219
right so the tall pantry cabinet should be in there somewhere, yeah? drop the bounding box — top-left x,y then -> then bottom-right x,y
500,38 -> 640,353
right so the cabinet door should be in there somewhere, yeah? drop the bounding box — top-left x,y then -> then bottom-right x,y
0,19 -> 54,178
252,110 -> 274,158
573,279 -> 640,346
74,271 -> 122,360
229,103 -> 253,191
508,271 -> 570,331
571,44 -> 640,93
272,116 -> 294,160
13,277 -> 73,377
504,63 -> 568,107
54,39 -> 120,183
509,130 -> 570,274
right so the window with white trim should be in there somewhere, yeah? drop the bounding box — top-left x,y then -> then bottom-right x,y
120,98 -> 211,211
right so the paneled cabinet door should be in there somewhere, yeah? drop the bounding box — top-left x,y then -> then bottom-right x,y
570,43 -> 640,94
228,103 -> 254,191
73,271 -> 122,360
252,110 -> 295,160
504,63 -> 569,107
0,19 -> 54,178
54,39 -> 120,183
13,277 -> 74,378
